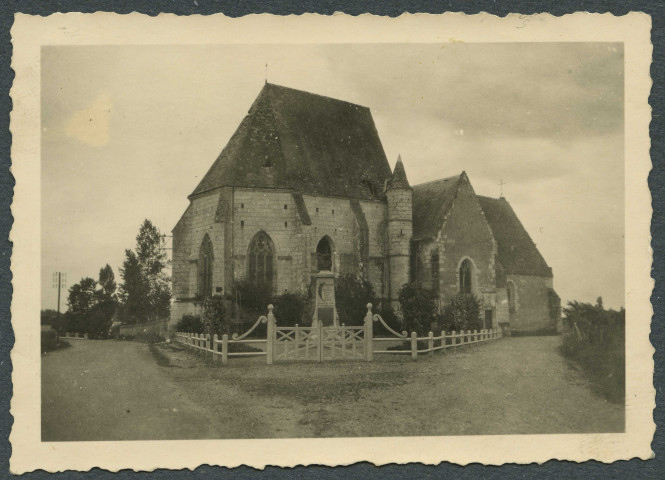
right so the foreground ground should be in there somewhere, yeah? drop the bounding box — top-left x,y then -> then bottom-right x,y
41,336 -> 624,441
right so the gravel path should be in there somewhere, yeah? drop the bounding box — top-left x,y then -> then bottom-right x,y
41,336 -> 623,440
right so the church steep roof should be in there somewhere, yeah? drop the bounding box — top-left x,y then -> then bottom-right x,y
477,196 -> 553,277
190,83 -> 392,200
411,174 -> 463,240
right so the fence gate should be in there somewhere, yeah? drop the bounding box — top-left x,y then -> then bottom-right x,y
274,323 -> 368,362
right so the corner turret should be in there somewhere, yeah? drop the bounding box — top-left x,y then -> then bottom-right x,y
386,155 -> 413,309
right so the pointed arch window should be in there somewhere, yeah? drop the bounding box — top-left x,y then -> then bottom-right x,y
316,237 -> 333,271
198,234 -> 214,298
248,231 -> 275,292
459,258 -> 473,294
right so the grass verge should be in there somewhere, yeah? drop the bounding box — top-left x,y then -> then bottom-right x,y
559,335 -> 625,404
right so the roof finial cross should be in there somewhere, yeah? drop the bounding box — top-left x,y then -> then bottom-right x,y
498,179 -> 506,197
265,63 -> 268,84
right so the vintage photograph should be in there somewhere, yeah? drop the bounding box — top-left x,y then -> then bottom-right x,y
39,41 -> 625,440
9,12 -> 653,472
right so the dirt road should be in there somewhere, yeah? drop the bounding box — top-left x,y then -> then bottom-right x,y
41,336 -> 623,440
41,340 -> 254,440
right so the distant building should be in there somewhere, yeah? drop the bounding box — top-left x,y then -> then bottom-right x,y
171,83 -> 560,332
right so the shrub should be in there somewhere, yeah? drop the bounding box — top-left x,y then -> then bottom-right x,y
87,299 -> 116,339
440,293 -> 482,332
272,292 -> 309,327
176,314 -> 204,334
559,298 -> 625,404
563,298 -> 625,346
233,279 -> 272,314
202,295 -> 229,336
398,282 -> 436,336
60,311 -> 86,336
41,330 -> 69,353
335,274 -> 376,325
41,309 -> 59,326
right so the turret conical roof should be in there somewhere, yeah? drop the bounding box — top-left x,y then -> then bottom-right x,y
386,155 -> 411,190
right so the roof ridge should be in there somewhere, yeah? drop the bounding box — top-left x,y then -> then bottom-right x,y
412,174 -> 462,188
264,82 -> 371,110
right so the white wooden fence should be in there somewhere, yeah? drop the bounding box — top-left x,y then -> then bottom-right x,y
175,303 -> 503,364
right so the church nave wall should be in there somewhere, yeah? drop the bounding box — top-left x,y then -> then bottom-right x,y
505,274 -> 555,332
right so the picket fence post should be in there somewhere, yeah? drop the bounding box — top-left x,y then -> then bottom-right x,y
428,331 -> 434,356
317,321 -> 323,363
206,334 -> 211,357
212,334 -> 218,362
267,304 -> 275,365
411,331 -> 417,360
364,303 -> 373,362
221,334 -> 228,365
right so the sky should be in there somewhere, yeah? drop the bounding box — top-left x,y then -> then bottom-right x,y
41,43 -> 624,311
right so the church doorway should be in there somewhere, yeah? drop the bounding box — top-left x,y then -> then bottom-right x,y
484,309 -> 494,330
316,236 -> 333,271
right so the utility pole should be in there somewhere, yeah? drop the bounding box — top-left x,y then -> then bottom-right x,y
52,272 -> 67,340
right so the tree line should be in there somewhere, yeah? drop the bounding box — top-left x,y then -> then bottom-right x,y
47,220 -> 171,338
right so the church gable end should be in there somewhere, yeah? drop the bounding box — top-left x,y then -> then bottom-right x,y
190,83 -> 392,200
435,173 -> 497,304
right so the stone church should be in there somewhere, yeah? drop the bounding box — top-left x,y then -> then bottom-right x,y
171,83 -> 560,332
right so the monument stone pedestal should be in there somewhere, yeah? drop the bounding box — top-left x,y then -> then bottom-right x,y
311,270 -> 339,328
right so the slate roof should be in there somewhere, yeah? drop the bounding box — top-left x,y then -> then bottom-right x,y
411,174 -> 463,240
477,196 -> 553,277
190,83 -> 392,200
412,173 -> 552,278
386,155 -> 411,190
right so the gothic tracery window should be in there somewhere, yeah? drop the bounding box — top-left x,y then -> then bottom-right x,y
248,231 -> 275,292
459,258 -> 473,294
198,234 -> 214,298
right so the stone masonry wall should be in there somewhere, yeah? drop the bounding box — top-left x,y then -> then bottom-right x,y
232,188 -> 387,296
387,189 -> 412,301
185,192 -> 226,297
172,187 -> 389,322
506,274 -> 554,331
171,205 -> 192,298
495,287 -> 510,325
436,179 -> 497,307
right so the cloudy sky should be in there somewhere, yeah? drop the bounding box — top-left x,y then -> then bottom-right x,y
41,43 -> 624,310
